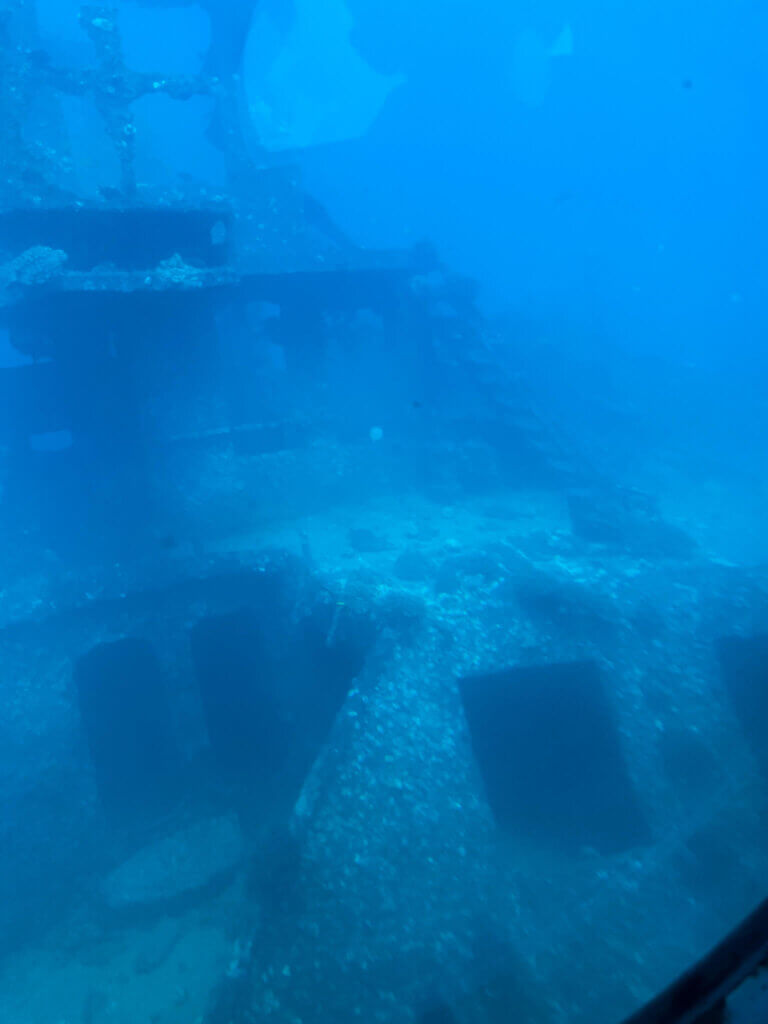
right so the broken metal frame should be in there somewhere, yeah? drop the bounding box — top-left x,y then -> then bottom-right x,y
0,0 -> 249,201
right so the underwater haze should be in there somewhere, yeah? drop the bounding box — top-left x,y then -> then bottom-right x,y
0,1 -> 767,1023
290,1 -> 766,354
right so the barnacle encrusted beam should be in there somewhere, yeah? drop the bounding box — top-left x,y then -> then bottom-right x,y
33,4 -> 213,194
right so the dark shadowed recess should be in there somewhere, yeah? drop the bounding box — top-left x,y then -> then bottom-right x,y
717,635 -> 768,776
190,599 -> 375,815
74,637 -> 180,814
419,1005 -> 458,1024
71,572 -> 375,828
459,660 -> 650,855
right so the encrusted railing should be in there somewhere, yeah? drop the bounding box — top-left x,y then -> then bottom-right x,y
0,0 -> 251,203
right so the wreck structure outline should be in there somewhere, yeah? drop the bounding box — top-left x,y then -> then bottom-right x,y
0,3 -> 767,1023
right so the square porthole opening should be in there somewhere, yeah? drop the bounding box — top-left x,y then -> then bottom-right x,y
190,603 -> 372,809
717,635 -> 768,776
459,661 -> 650,855
74,638 -> 179,814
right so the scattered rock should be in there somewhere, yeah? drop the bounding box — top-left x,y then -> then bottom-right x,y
512,570 -> 618,638
133,921 -> 184,974
102,816 -> 243,914
392,548 -> 433,582
378,591 -> 427,639
568,489 -> 698,559
348,527 -> 390,553
434,552 -> 506,594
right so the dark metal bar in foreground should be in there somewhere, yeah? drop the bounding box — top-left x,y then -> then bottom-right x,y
621,896 -> 768,1024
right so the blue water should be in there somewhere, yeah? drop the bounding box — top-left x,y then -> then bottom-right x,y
0,2 -> 766,1022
